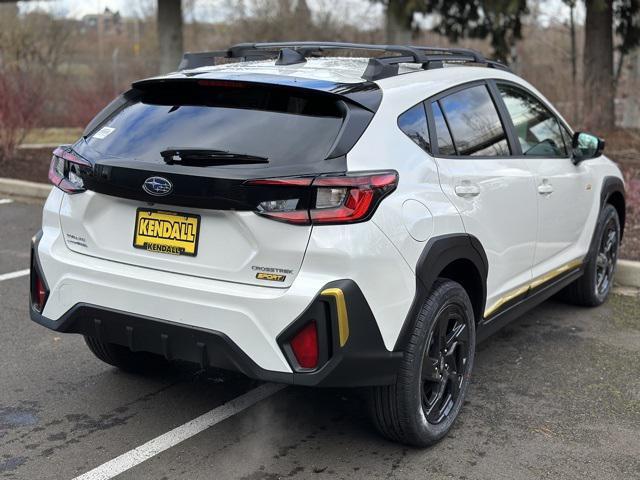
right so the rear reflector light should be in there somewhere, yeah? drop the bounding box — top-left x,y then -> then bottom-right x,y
48,146 -> 91,194
31,268 -> 48,313
246,170 -> 398,225
35,276 -> 46,310
290,321 -> 319,369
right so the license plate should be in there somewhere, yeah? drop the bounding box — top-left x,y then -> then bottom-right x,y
133,208 -> 200,257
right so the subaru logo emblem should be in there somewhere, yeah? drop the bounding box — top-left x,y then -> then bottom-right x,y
143,176 -> 173,196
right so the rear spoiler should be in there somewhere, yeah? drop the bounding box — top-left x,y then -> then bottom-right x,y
131,74 -> 382,112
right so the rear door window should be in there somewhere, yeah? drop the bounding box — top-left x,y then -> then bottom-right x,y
438,85 -> 511,157
432,102 -> 456,156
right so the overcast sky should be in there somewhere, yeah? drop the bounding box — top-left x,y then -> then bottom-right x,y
18,0 -> 582,28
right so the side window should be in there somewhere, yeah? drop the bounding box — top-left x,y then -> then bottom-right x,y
438,85 -> 511,156
432,102 -> 456,155
398,103 -> 430,152
497,84 -> 568,157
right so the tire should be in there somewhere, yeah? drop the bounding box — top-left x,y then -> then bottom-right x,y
370,279 -> 476,447
560,204 -> 620,307
84,336 -> 168,373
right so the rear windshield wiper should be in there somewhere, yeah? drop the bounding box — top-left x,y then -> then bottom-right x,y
161,148 -> 269,166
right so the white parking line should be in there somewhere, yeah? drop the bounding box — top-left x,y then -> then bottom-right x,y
0,198 -> 14,205
0,269 -> 30,282
72,382 -> 286,480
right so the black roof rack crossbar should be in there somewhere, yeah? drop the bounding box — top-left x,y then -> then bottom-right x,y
178,41 -> 511,80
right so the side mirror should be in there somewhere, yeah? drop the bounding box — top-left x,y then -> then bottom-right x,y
572,132 -> 605,163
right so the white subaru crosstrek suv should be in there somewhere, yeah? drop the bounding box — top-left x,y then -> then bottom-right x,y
30,42 -> 625,446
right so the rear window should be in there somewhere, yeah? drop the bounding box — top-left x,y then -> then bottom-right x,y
85,81 -> 345,166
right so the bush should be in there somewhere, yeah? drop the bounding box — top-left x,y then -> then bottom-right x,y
625,168 -> 640,227
0,71 -> 43,163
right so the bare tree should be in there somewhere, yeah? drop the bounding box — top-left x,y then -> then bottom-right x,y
157,0 -> 183,73
583,0 -> 615,132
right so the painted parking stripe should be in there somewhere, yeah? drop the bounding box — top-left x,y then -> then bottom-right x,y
0,269 -> 30,282
0,198 -> 14,205
72,382 -> 286,480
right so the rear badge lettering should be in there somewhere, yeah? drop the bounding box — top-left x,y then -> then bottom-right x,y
251,266 -> 293,275
256,272 -> 287,282
65,232 -> 88,248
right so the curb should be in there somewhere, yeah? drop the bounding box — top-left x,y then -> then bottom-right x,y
616,259 -> 640,289
0,177 -> 51,200
2,175 -> 640,288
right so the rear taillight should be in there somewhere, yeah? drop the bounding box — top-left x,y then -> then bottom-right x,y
49,147 -> 91,194
290,321 -> 319,369
246,170 -> 398,225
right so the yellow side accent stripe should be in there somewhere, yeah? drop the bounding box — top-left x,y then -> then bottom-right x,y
321,288 -> 350,347
484,258 -> 584,319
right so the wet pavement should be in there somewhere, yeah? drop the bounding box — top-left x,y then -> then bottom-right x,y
1,198 -> 639,479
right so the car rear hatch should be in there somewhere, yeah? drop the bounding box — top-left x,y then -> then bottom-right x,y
58,76 -> 378,287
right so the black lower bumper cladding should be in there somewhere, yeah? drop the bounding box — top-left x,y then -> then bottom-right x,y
29,250 -> 401,387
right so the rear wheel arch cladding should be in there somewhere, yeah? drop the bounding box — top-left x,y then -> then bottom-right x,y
393,234 -> 488,352
600,176 -> 625,240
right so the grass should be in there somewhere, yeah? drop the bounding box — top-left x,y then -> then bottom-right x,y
22,128 -> 83,145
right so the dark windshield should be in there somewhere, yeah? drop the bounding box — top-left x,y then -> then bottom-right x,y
84,82 -> 345,166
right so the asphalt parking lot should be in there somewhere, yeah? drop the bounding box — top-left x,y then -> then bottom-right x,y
1,197 -> 639,480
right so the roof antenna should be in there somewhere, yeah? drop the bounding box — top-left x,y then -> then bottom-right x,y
275,48 -> 307,66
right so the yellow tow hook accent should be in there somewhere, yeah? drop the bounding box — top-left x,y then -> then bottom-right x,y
321,288 -> 350,347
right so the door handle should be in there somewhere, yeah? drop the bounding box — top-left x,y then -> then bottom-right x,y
538,179 -> 554,195
455,183 -> 480,198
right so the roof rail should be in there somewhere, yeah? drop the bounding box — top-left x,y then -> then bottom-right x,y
178,41 -> 511,81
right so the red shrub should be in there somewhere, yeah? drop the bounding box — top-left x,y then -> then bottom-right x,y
63,79 -> 117,128
0,71 -> 43,162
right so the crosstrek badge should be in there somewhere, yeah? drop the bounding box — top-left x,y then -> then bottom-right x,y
256,272 -> 287,282
133,208 -> 200,256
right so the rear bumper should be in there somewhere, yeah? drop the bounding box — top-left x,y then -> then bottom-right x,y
29,285 -> 402,387
30,228 -> 402,387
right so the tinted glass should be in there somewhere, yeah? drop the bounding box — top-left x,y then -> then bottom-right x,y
561,126 -> 574,153
498,84 -> 568,157
85,82 -> 344,166
398,103 -> 430,152
432,102 -> 456,155
439,85 -> 510,156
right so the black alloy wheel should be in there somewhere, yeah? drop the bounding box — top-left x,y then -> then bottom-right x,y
421,304 -> 470,425
559,204 -> 620,307
595,217 -> 618,298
